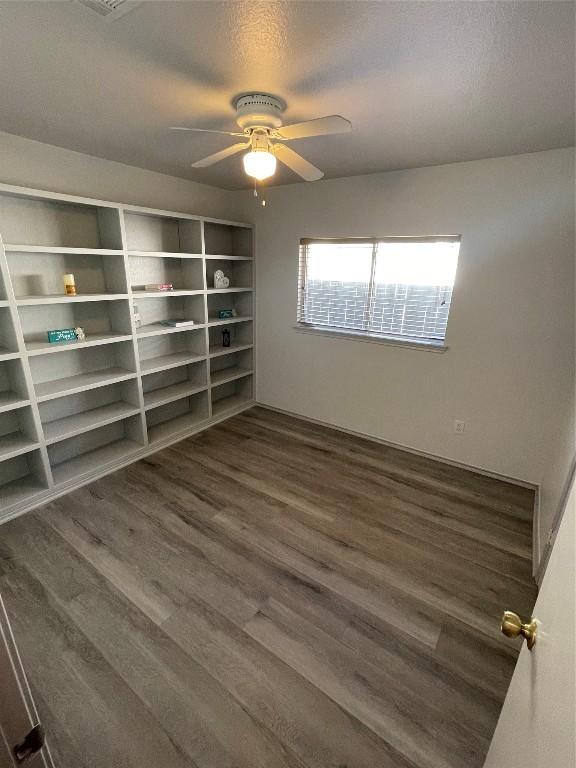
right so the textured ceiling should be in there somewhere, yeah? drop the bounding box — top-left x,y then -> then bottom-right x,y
0,1 -> 573,189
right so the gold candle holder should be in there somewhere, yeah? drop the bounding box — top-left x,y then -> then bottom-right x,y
63,273 -> 76,296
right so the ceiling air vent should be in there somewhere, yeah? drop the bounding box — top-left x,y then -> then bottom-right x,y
77,0 -> 140,21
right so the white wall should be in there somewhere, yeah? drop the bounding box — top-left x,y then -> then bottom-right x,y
0,130 -> 242,220
240,148 -> 575,566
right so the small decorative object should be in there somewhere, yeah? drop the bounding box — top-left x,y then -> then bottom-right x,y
218,308 -> 237,319
222,328 -> 231,347
214,269 -> 230,289
144,283 -> 173,292
160,318 -> 195,327
47,326 -> 85,343
133,304 -> 141,328
63,273 -> 76,296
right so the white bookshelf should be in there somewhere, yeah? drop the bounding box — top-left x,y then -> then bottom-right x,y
0,183 -> 254,521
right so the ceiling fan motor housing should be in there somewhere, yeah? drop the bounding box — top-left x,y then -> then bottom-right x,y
235,94 -> 285,130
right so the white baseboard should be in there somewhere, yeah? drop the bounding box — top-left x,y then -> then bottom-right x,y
256,401 -> 541,576
535,455 -> 576,585
532,486 -> 541,579
255,401 -> 539,491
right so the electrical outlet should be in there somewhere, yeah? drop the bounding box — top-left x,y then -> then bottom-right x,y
454,420 -> 465,434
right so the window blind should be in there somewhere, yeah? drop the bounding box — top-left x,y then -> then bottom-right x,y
297,237 -> 460,344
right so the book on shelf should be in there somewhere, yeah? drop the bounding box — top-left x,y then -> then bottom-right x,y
134,283 -> 174,292
159,319 -> 195,327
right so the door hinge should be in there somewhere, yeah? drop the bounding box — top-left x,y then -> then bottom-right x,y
13,723 -> 45,764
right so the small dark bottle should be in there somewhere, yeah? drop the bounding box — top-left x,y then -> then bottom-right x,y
222,328 -> 231,347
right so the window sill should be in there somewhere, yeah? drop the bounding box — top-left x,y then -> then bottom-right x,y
293,324 -> 448,352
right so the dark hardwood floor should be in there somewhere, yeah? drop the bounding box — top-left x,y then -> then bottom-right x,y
0,406 -> 537,768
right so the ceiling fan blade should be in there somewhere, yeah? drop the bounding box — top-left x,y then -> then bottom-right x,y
171,127 -> 246,137
274,143 -> 324,181
191,142 -> 250,168
276,115 -> 351,141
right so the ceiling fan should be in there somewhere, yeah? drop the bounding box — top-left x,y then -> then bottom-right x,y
171,93 -> 352,182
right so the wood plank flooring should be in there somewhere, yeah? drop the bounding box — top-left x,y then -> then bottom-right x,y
0,406 -> 537,768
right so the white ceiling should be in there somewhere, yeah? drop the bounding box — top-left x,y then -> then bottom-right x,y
0,1 -> 573,189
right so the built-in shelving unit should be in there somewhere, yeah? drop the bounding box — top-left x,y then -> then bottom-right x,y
0,183 -> 254,521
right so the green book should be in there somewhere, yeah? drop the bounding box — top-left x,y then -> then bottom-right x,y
47,328 -> 78,343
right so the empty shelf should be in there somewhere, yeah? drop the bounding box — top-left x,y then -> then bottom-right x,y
204,254 -> 253,261
209,342 -> 253,358
4,245 -> 123,255
0,475 -> 47,511
211,394 -> 253,418
26,332 -> 132,356
51,438 -> 141,486
206,316 -> 253,327
35,368 -> 136,402
144,382 -> 207,410
210,367 -> 252,387
140,352 -> 206,375
132,289 -> 203,298
0,347 -> 19,362
0,433 -> 39,462
43,402 -> 141,445
147,411 -> 208,445
17,293 -> 129,305
136,322 -> 203,338
207,287 -> 253,294
128,250 -> 202,259
0,392 -> 29,414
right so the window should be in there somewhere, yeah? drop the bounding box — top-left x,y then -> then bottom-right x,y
297,236 -> 460,346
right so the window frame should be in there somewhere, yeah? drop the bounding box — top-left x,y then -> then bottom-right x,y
296,235 -> 461,351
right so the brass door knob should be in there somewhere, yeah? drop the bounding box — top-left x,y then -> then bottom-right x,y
501,610 -> 538,650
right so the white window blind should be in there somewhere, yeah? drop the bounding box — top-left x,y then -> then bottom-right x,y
297,236 -> 460,345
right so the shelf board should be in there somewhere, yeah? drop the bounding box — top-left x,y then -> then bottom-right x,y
206,316 -> 252,327
35,368 -> 136,403
128,250 -> 203,260
16,293 -> 129,305
0,433 -> 39,462
51,438 -> 141,486
147,410 -> 209,445
25,332 -> 132,356
4,245 -> 123,255
0,348 -> 19,362
204,254 -> 253,261
139,352 -> 206,376
210,368 -> 253,388
209,342 -> 253,359
144,382 -> 208,410
43,401 -> 141,445
0,300 -> 9,308
136,322 -> 204,338
207,287 -> 253,294
0,392 -> 29,414
132,289 -> 204,298
0,475 -> 47,510
211,393 -> 253,418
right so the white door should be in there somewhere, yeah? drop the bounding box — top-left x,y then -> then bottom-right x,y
484,477 -> 576,767
0,595 -> 53,768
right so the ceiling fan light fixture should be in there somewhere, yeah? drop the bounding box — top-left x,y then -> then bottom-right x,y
243,149 -> 277,181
